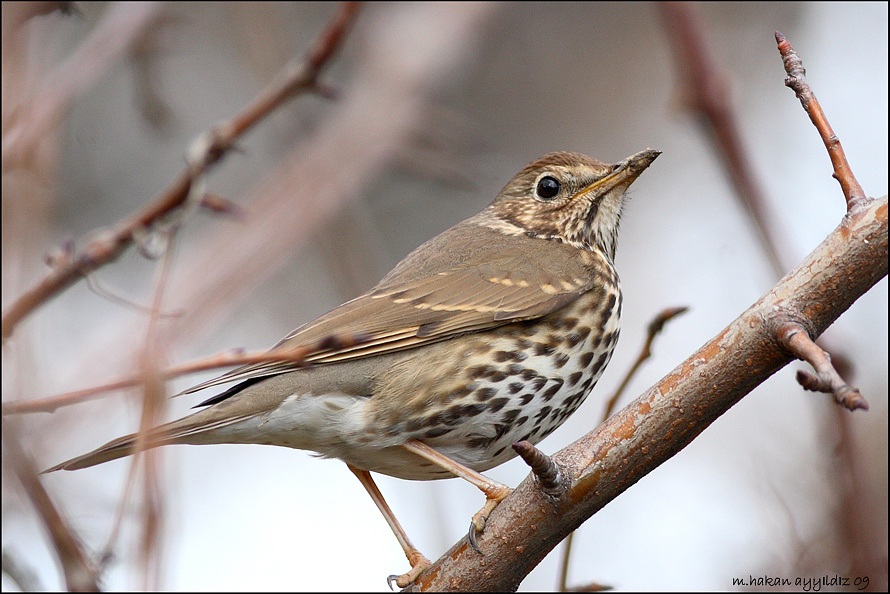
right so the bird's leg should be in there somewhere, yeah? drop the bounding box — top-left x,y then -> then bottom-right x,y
401,439 -> 513,551
347,465 -> 431,588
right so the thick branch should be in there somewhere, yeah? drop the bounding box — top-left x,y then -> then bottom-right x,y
409,196 -> 887,590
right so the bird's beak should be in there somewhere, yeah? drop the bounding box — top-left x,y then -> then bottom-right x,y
576,148 -> 661,198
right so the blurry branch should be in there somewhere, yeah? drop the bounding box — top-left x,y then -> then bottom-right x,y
556,305 -> 688,592
658,1 -> 788,275
1,2 -> 166,170
1,332 -> 373,415
600,306 -> 690,421
408,27 -> 888,594
2,420 -> 99,592
2,549 -> 43,592
127,223 -> 182,589
0,1 -> 361,340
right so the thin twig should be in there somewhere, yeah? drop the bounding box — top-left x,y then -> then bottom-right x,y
776,321 -> 867,411
0,1 -> 361,340
1,332 -> 373,415
775,31 -> 868,211
601,306 -> 689,421
131,213 -> 182,588
2,420 -> 100,592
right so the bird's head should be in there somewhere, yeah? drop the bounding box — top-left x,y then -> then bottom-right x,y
486,149 -> 660,260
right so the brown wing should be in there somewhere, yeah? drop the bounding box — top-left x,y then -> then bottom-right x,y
184,220 -> 605,393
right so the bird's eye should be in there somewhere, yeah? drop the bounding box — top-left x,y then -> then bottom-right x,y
535,176 -> 560,200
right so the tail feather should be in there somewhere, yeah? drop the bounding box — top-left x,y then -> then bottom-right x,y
44,428 -> 177,472
45,407 -> 256,473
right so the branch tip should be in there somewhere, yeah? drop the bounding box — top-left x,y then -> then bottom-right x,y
648,306 -> 689,335
512,441 -> 565,499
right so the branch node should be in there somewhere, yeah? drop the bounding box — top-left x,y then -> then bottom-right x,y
44,238 -> 75,269
512,441 -> 565,499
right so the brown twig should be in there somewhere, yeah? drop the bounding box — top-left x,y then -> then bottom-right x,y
0,1 -> 361,340
198,193 -> 246,219
132,350 -> 166,590
512,441 -> 565,499
129,214 -> 184,589
658,2 -> 788,275
775,321 -> 867,411
775,31 -> 868,212
769,31 -> 875,412
1,332 -> 373,415
2,420 -> 100,592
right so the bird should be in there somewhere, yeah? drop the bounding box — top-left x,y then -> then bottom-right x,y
48,148 -> 660,587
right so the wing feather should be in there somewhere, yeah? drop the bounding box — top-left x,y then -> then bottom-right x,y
184,223 -> 604,394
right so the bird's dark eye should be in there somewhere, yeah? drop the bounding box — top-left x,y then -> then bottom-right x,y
536,176 -> 560,200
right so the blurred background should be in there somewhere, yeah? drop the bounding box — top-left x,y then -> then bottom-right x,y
2,2 -> 886,591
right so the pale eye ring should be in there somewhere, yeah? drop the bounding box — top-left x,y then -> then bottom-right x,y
535,176 -> 560,200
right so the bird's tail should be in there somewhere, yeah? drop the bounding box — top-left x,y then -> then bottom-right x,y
44,406 -> 250,472
44,426 -> 179,472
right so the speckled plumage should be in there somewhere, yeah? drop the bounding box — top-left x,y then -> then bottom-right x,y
48,149 -> 659,586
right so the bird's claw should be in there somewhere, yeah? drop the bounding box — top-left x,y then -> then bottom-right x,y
467,487 -> 512,554
467,520 -> 482,553
386,551 -> 431,589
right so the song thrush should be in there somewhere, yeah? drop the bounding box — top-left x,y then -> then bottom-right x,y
48,149 -> 660,587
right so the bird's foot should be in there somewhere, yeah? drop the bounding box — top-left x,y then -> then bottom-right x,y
387,550 -> 432,590
467,485 -> 513,552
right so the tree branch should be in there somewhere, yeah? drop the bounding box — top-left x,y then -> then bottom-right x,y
2,420 -> 99,592
775,31 -> 867,211
776,321 -> 867,411
0,1 -> 361,340
1,331 -> 372,415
